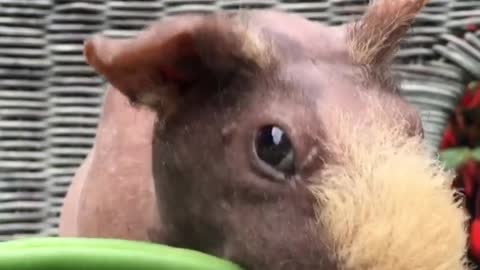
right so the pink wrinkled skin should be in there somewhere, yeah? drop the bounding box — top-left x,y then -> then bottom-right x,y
58,11 -> 349,241
59,87 -> 160,240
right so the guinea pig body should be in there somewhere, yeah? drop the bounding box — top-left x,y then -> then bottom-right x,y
61,1 -> 469,270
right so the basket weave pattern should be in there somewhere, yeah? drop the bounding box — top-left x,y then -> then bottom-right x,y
0,0 -> 479,240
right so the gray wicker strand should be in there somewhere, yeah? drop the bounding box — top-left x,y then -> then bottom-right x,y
44,0 -> 106,236
0,0 -> 52,240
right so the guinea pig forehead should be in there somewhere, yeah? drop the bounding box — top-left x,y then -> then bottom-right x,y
278,60 -> 361,103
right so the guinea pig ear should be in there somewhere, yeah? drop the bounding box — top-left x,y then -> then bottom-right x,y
84,14 -> 276,117
347,0 -> 430,67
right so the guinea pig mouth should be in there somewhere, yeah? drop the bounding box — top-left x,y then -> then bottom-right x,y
306,110 -> 469,269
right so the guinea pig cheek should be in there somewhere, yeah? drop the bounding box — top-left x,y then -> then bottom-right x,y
306,111 -> 468,270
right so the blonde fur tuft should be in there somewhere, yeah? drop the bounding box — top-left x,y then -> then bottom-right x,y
229,12 -> 277,70
310,94 -> 469,269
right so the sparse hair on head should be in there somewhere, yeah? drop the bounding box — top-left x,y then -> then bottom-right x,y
194,12 -> 277,74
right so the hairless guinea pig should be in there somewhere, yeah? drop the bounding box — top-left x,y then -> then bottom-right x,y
59,0 -> 470,269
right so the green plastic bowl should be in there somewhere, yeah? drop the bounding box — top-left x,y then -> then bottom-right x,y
0,237 -> 243,270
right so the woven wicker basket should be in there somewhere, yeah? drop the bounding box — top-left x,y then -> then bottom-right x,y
0,0 -> 479,240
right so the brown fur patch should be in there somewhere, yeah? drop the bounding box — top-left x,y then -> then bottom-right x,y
193,12 -> 278,75
309,94 -> 469,269
227,11 -> 277,70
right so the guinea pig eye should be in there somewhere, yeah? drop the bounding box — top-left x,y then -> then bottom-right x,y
254,125 -> 295,176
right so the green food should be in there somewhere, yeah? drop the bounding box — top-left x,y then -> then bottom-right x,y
439,147 -> 472,170
0,237 -> 243,270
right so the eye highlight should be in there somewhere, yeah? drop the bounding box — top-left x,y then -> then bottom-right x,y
254,125 -> 295,177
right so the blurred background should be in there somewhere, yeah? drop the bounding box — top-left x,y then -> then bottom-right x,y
0,0 -> 478,248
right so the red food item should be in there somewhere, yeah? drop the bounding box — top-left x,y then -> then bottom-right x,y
467,24 -> 478,32
460,160 -> 480,263
471,219 -> 480,260
440,127 -> 458,149
462,160 -> 479,198
462,87 -> 480,109
444,81 -> 480,265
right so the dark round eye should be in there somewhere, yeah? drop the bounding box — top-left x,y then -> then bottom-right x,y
255,125 -> 295,175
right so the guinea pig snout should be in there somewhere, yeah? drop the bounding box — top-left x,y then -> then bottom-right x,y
308,120 -> 469,270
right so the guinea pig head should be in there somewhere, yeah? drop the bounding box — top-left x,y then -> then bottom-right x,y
84,0 -> 469,269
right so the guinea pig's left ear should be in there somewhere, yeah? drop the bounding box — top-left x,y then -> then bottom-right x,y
84,14 -> 275,116
347,0 -> 430,67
